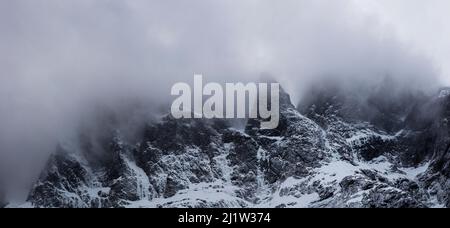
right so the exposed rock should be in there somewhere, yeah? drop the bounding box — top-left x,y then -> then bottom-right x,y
24,85 -> 450,208
246,87 -> 327,184
362,186 -> 427,208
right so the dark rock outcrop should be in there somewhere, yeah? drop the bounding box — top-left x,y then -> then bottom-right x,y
25,85 -> 450,208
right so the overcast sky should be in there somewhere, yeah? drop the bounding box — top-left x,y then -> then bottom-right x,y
354,0 -> 450,83
1,0 -> 449,198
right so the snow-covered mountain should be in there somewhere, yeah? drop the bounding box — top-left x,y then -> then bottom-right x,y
16,86 -> 450,208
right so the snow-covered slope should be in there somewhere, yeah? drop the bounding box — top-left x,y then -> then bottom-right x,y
22,87 -> 450,208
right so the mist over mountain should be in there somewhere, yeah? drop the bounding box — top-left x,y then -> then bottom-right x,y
1,1 -> 449,206
12,84 -> 450,208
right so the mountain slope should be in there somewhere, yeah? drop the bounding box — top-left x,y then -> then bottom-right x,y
24,87 -> 450,208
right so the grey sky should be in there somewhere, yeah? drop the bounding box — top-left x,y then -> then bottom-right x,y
354,0 -> 450,83
0,0 -> 448,198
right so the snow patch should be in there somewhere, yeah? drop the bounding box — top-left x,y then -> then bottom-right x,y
438,89 -> 450,98
125,180 -> 244,208
123,156 -> 152,200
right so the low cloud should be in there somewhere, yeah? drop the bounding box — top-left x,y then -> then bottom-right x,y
0,0 -> 442,198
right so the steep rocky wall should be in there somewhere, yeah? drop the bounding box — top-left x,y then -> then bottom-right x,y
24,87 -> 450,208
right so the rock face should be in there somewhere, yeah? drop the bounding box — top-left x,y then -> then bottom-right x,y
24,85 -> 450,208
412,90 -> 450,208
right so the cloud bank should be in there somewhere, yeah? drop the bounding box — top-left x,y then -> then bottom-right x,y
0,0 -> 442,198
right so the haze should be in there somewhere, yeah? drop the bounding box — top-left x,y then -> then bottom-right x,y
0,0 -> 448,200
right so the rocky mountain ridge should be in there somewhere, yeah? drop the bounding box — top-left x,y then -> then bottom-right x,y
15,86 -> 450,208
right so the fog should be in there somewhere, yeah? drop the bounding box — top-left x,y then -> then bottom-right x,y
0,0 -> 446,199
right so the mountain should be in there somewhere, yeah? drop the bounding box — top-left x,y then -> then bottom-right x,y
23,86 -> 450,208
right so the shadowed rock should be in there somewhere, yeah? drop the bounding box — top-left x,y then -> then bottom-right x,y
25,85 -> 450,208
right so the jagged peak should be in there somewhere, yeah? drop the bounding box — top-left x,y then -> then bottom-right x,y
22,81 -> 450,208
438,87 -> 450,99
